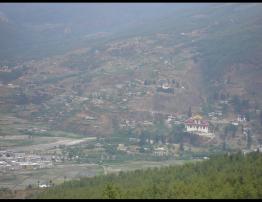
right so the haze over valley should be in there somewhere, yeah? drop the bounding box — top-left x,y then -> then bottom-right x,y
0,3 -> 262,199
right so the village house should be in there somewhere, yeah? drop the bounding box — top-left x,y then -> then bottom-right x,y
157,83 -> 174,94
128,137 -> 140,143
243,127 -> 251,137
231,121 -> 239,126
166,115 -> 176,124
153,147 -> 168,156
126,120 -> 136,128
117,144 -> 127,152
126,145 -> 140,155
143,121 -> 153,126
237,114 -> 246,122
146,138 -> 154,144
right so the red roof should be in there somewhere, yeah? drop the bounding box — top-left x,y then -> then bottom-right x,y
184,118 -> 209,126
185,123 -> 209,127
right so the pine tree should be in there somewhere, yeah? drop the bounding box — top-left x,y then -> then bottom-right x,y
260,111 -> 262,126
102,183 -> 121,199
188,106 -> 192,118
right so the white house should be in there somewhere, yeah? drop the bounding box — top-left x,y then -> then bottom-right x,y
237,114 -> 246,122
153,147 -> 168,156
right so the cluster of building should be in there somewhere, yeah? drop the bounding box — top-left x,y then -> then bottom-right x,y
208,111 -> 223,120
119,112 -> 186,130
231,114 -> 247,126
166,114 -> 183,127
237,114 -> 247,122
21,127 -> 48,134
116,143 -> 169,157
0,65 -> 11,72
119,119 -> 154,129
0,151 -> 53,172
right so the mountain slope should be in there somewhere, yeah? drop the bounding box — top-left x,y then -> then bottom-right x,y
0,3 -> 186,64
0,3 -> 262,146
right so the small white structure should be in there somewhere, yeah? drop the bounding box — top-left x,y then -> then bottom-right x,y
231,121 -> 239,126
153,147 -> 168,156
117,144 -> 127,151
39,184 -> 50,188
162,83 -> 170,89
237,114 -> 246,122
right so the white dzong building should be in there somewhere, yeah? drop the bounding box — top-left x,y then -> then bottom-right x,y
185,115 -> 209,133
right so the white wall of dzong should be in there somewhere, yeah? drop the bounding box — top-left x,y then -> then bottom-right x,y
186,125 -> 208,133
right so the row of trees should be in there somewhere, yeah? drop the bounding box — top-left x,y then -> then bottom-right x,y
114,117 -> 206,150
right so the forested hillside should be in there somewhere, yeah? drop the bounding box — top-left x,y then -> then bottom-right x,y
36,152 -> 262,199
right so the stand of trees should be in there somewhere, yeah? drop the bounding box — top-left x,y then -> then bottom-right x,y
36,152 -> 262,199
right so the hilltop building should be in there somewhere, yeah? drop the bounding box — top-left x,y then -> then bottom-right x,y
185,115 -> 209,133
184,115 -> 214,137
